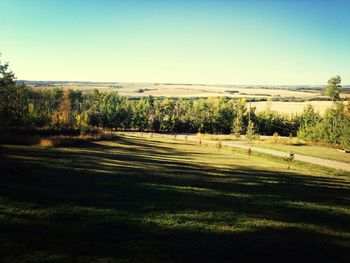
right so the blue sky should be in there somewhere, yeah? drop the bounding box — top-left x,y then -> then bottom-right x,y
1,0 -> 349,84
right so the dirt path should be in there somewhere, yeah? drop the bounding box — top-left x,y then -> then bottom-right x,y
222,141 -> 350,172
122,132 -> 350,172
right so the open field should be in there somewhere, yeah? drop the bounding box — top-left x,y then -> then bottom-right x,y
28,82 -> 330,98
250,140 -> 350,164
251,101 -> 334,115
114,84 -> 323,98
1,135 -> 350,262
27,82 -> 350,99
26,81 -> 349,115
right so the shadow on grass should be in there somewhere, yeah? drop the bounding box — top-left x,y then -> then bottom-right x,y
0,136 -> 350,262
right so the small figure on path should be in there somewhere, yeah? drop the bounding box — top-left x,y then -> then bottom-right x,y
216,140 -> 222,151
185,135 -> 188,144
284,152 -> 295,169
248,147 -> 252,158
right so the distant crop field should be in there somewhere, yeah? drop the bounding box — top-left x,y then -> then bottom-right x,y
117,84 -> 323,98
30,83 -> 349,114
251,101 -> 334,115
32,83 -> 325,98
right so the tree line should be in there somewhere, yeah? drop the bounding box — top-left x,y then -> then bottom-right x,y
1,59 -> 349,148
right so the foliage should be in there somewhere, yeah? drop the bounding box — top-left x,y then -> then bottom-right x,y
298,102 -> 349,147
246,120 -> 256,140
0,57 -> 31,130
325,75 -> 342,101
1,59 -> 349,148
232,98 -> 246,137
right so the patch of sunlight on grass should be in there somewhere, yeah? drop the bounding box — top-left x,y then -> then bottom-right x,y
284,201 -> 350,216
141,210 -> 348,236
142,183 -> 209,192
246,218 -> 291,229
247,218 -> 350,238
142,210 -> 251,233
4,154 -> 42,161
90,168 -> 115,174
142,183 -> 253,199
0,202 -> 132,222
99,161 -> 127,168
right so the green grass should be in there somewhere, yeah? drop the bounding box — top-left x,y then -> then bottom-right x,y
251,139 -> 350,164
0,135 -> 350,262
196,134 -> 350,164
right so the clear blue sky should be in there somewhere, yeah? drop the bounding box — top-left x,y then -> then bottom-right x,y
1,0 -> 349,84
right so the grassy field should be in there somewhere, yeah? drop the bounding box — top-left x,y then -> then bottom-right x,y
115,84 -> 321,98
195,134 -> 350,163
251,101 -> 334,115
1,135 -> 350,262
32,83 -> 326,98
251,139 -> 350,164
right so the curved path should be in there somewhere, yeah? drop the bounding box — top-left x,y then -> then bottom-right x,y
122,132 -> 350,172
222,141 -> 350,172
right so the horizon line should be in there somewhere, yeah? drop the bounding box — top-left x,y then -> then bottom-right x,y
16,79 -> 350,87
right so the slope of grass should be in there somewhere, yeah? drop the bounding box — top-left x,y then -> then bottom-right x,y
251,139 -> 350,164
195,134 -> 350,164
0,135 -> 350,262
196,134 -> 350,163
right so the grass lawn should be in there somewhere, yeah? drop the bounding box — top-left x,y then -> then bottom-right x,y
196,134 -> 350,164
251,139 -> 350,164
0,135 -> 350,262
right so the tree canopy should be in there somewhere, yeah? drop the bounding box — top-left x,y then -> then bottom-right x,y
325,75 -> 342,101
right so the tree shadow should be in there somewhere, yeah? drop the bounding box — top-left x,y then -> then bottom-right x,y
0,137 -> 350,262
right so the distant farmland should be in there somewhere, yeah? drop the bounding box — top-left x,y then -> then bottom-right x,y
114,84 -> 323,98
251,101 -> 334,115
24,81 -> 349,114
26,81 -> 327,98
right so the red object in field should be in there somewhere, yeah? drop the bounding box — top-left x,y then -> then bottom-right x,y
248,147 -> 252,158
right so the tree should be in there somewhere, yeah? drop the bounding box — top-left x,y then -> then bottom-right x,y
232,99 -> 246,137
325,75 -> 341,101
297,104 -> 321,141
246,120 -> 256,141
300,104 -> 320,127
132,99 -> 150,131
340,99 -> 350,149
232,117 -> 243,137
0,55 -> 15,87
321,102 -> 345,145
341,116 -> 350,149
0,56 -> 31,130
51,90 -> 73,129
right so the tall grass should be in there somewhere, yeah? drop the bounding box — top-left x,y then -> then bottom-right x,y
0,133 -> 118,147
